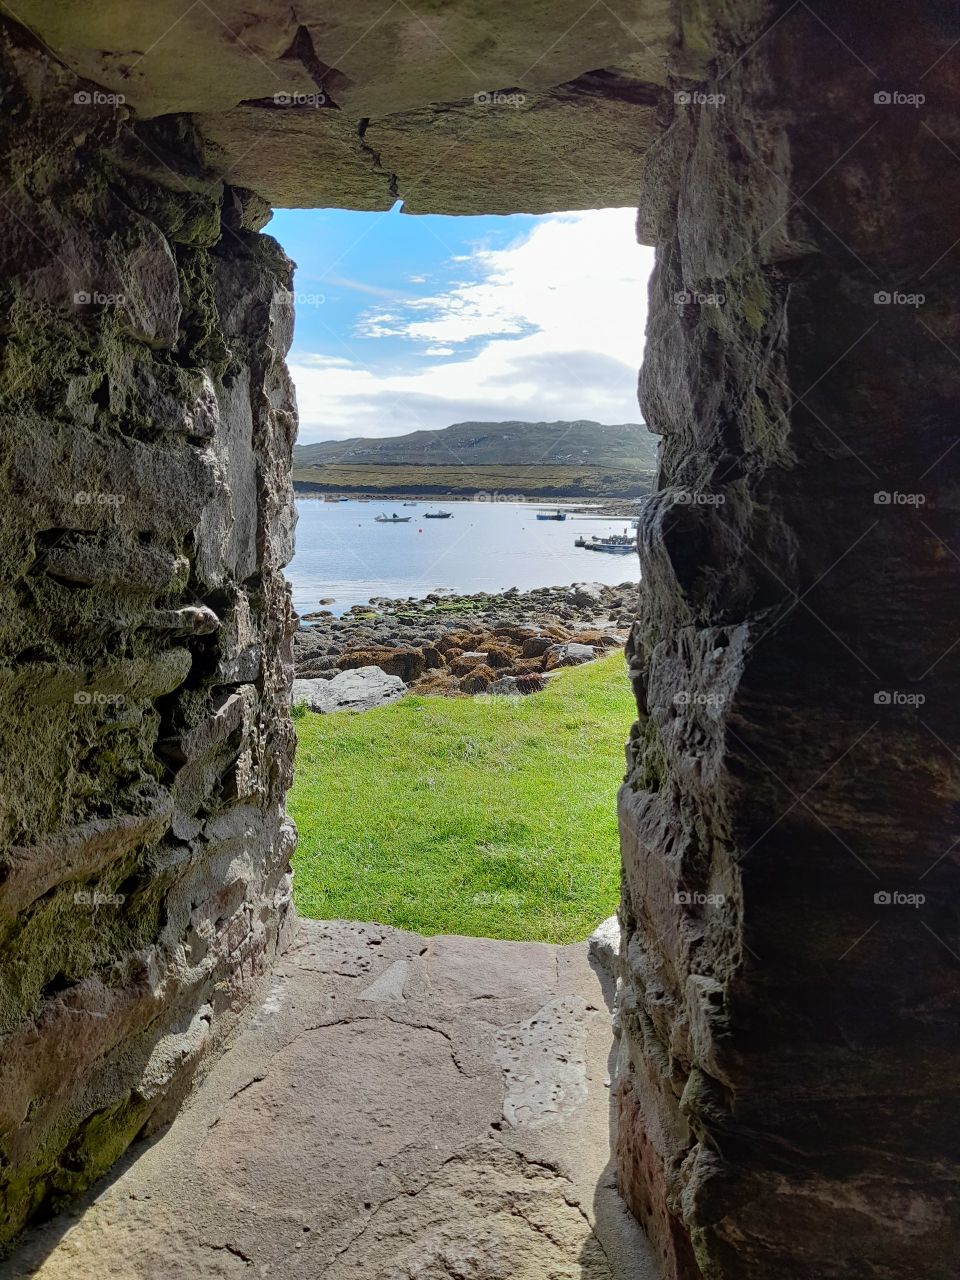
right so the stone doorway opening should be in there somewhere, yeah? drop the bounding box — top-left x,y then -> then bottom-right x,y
274,203 -> 652,946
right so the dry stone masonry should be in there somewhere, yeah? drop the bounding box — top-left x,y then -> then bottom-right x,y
619,4 -> 960,1277
0,22 -> 297,1243
0,2 -> 957,1277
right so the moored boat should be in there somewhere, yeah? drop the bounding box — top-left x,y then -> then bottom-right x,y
424,510 -> 453,518
374,513 -> 413,523
536,510 -> 566,521
575,532 -> 635,554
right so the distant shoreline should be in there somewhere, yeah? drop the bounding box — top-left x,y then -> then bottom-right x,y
292,467 -> 654,502
293,487 -> 644,519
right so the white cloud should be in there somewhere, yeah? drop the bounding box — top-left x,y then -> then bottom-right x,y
325,275 -> 418,301
298,354 -> 355,368
292,209 -> 654,441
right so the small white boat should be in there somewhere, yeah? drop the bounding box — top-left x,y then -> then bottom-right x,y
375,513 -> 413,523
536,510 -> 567,521
575,532 -> 635,554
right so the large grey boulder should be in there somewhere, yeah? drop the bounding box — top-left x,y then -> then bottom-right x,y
292,667 -> 406,714
567,581 -> 607,608
544,641 -> 596,669
488,676 -> 520,696
488,674 -> 546,697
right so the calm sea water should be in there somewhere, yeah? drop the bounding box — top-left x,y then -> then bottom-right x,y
286,498 -> 639,616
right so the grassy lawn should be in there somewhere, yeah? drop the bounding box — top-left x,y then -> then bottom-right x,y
292,462 -> 654,498
290,652 -> 634,943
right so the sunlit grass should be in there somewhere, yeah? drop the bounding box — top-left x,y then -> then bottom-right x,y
292,462 -> 653,498
290,652 -> 633,942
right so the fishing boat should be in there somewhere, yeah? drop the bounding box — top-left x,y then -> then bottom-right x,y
575,532 -> 635,554
374,513 -> 413,523
402,501 -> 417,506
536,510 -> 567,521
424,510 -> 453,519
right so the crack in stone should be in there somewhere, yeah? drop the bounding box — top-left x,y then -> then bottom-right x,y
207,1073 -> 267,1129
293,1012 -> 475,1079
357,117 -> 400,202
321,1147 -> 599,1274
283,22 -> 345,109
202,1240 -> 253,1263
379,1013 -> 472,1076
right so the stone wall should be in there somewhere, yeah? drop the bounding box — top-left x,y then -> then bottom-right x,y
617,2 -> 960,1277
0,22 -> 297,1245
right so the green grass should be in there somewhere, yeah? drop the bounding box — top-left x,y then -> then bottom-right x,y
290,653 -> 634,942
292,462 -> 654,498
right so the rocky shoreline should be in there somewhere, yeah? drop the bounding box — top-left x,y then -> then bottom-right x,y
292,582 -> 635,706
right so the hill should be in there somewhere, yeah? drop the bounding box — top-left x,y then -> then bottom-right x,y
292,419 -> 657,470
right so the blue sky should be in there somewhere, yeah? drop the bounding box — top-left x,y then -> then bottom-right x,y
268,206 -> 654,442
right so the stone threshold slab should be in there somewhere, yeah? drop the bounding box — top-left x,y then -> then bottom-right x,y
7,918 -> 660,1280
